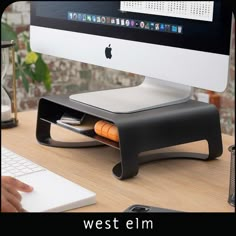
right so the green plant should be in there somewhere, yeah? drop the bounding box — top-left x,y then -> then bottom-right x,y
1,21 -> 51,92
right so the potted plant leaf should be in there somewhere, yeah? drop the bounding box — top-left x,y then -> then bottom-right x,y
1,21 -> 51,92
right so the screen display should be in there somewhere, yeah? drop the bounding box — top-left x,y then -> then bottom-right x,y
31,1 -> 232,55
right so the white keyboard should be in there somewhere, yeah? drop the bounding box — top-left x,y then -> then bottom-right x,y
1,147 -> 45,177
1,146 -> 96,212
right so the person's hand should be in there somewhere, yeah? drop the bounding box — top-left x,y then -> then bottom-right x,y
1,176 -> 33,212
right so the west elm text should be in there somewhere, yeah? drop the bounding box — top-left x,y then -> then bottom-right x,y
83,217 -> 153,230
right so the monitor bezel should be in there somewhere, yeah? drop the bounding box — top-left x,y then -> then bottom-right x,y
31,1 -> 232,55
30,1 -> 233,94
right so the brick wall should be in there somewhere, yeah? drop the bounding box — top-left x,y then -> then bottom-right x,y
2,1 -> 235,135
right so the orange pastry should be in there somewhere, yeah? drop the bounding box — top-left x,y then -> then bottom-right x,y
94,120 -> 119,142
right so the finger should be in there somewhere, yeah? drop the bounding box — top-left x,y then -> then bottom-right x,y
1,198 -> 18,212
5,184 -> 22,200
2,176 -> 33,192
1,188 -> 21,212
5,193 -> 22,212
19,208 -> 27,213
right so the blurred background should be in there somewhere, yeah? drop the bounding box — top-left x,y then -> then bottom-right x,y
1,1 -> 235,135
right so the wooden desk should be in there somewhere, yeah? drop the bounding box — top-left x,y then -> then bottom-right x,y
2,111 -> 235,212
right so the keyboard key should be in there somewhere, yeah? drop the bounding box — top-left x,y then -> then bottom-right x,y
1,147 -> 45,177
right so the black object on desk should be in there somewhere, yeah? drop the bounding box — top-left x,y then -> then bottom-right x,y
124,204 -> 180,212
36,95 -> 222,180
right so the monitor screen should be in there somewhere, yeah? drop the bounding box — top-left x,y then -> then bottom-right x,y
30,1 -> 233,113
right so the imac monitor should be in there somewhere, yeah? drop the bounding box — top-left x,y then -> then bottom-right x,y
30,1 -> 232,113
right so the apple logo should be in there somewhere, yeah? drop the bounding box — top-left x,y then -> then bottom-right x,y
105,44 -> 112,59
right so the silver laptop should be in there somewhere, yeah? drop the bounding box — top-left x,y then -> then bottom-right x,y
1,147 -> 96,212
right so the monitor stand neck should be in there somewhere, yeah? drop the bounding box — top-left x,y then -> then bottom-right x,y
69,77 -> 193,113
